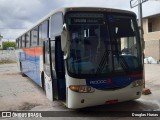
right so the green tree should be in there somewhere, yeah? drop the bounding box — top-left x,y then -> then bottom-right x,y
2,41 -> 16,50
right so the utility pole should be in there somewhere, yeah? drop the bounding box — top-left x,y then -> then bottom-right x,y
130,0 -> 152,95
138,0 -> 143,37
130,0 -> 147,48
138,0 -> 142,27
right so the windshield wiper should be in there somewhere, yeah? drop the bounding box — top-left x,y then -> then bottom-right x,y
96,51 -> 109,73
113,39 -> 130,73
119,56 -> 130,73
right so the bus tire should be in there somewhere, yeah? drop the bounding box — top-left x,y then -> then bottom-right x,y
22,73 -> 27,77
20,62 -> 27,77
41,71 -> 45,92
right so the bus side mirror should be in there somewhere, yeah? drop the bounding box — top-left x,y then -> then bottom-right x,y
63,23 -> 67,31
61,29 -> 69,60
61,30 -> 67,51
63,51 -> 68,60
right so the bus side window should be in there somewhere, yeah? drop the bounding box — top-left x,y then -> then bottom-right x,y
31,27 -> 38,47
16,39 -> 19,49
30,31 -> 32,47
41,20 -> 49,41
26,32 -> 30,48
44,40 -> 51,77
22,35 -> 25,48
44,41 -> 50,64
51,40 -> 55,69
19,37 -> 22,48
42,20 -> 49,63
39,25 -> 43,46
50,12 -> 63,38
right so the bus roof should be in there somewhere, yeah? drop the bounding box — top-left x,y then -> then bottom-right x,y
16,6 -> 136,39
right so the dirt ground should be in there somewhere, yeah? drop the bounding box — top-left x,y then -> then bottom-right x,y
0,63 -> 64,111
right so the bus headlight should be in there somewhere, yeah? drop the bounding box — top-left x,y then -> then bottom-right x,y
69,85 -> 95,93
132,80 -> 143,87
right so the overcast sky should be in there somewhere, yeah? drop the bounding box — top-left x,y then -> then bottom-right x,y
0,0 -> 160,41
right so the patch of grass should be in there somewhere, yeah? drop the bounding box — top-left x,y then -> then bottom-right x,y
0,60 -> 17,64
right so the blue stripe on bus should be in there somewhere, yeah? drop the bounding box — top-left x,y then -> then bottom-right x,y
86,75 -> 142,89
19,52 -> 41,86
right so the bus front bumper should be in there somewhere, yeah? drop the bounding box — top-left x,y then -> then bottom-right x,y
67,84 -> 143,109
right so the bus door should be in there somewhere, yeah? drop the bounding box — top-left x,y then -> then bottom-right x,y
50,36 -> 66,100
55,36 -> 66,100
43,40 -> 53,101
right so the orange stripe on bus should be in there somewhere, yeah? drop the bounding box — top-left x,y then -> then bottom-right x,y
23,47 -> 43,56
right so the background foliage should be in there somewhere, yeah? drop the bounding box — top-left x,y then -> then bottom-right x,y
2,42 -> 16,50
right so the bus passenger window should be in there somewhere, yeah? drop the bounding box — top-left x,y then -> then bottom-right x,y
22,35 -> 25,48
40,20 -> 49,48
42,20 -> 49,39
39,25 -> 43,46
19,37 -> 22,48
50,12 -> 63,38
26,32 -> 30,48
39,20 -> 49,46
16,39 -> 19,48
44,41 -> 50,64
31,27 -> 38,47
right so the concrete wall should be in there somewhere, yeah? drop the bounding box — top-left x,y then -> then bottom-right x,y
145,40 -> 160,60
144,31 -> 160,41
143,16 -> 160,60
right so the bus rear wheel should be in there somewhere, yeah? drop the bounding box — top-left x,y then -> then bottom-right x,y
20,62 -> 27,77
41,72 -> 45,92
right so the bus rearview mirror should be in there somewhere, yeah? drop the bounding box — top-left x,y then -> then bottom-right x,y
61,30 -> 67,51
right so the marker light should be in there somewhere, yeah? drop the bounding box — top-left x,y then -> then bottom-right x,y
132,80 -> 144,87
69,85 -> 79,92
69,85 -> 95,93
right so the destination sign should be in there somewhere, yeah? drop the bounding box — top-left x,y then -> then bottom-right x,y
70,18 -> 104,25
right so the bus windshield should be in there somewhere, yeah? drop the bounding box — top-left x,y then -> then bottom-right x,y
65,12 -> 142,76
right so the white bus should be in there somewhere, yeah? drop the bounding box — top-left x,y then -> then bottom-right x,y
16,7 -> 144,109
